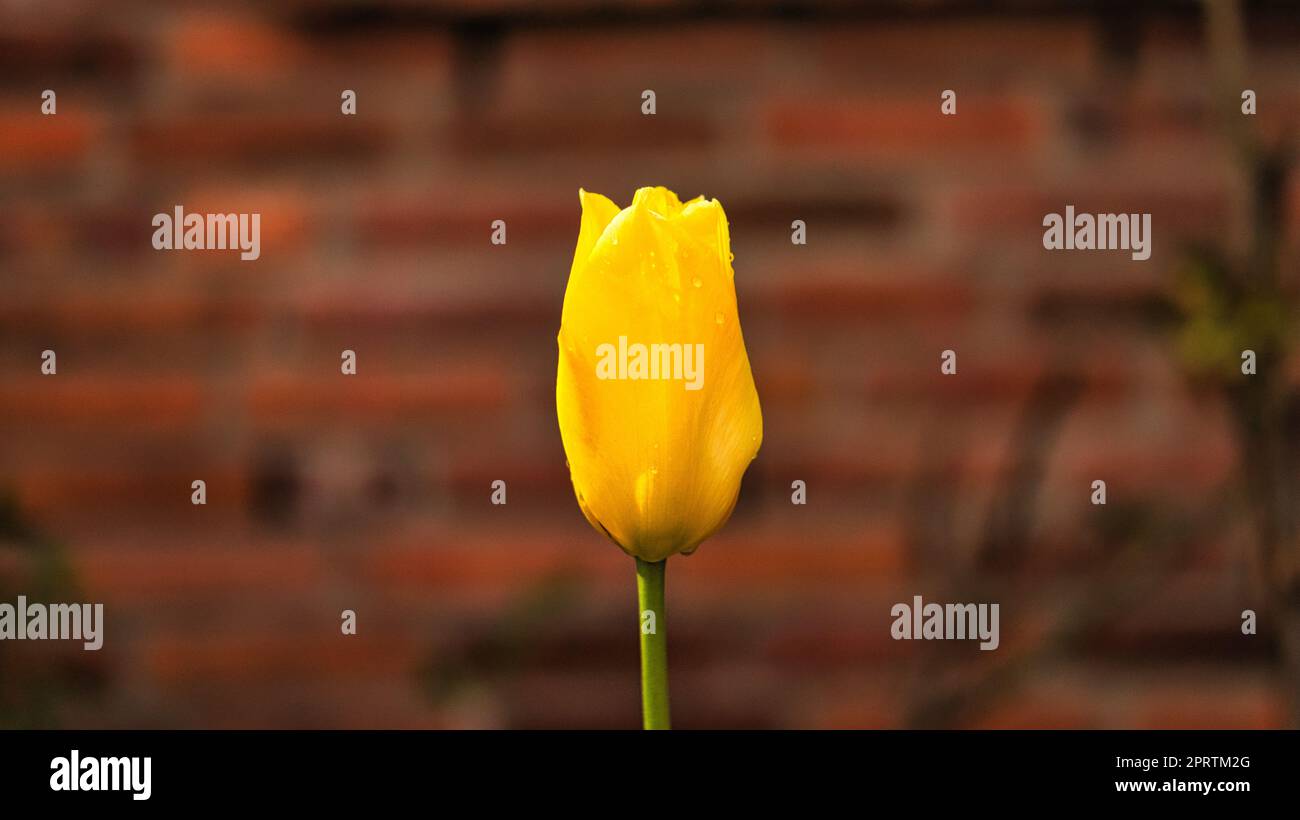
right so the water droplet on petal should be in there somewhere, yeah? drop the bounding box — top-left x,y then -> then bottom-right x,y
691,276 -> 703,288
714,311 -> 725,325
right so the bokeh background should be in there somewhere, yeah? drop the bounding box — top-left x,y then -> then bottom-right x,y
2,0 -> 1299,728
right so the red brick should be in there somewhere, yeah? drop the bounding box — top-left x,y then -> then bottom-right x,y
1135,680 -> 1285,729
0,377 -> 206,429
247,370 -> 508,424
356,194 -> 572,246
72,543 -> 323,601
131,115 -> 389,164
17,465 -> 245,518
365,528 -> 613,591
0,108 -> 101,169
0,31 -> 138,81
969,694 -> 1099,729
449,113 -> 717,156
498,23 -> 776,92
679,523 -> 907,585
0,291 -> 258,333
814,20 -> 1096,80
946,185 -> 1232,238
755,274 -> 976,320
146,633 -> 421,686
768,96 -> 1046,155
166,13 -> 305,81
176,185 -> 316,253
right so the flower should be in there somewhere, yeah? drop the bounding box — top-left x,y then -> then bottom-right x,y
556,186 -> 763,562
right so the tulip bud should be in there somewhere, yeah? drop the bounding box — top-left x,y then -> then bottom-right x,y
556,186 -> 763,561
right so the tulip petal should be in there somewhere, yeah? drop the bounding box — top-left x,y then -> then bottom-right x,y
677,197 -> 733,279
631,185 -> 684,218
572,188 -> 621,272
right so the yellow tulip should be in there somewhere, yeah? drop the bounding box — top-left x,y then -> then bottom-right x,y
555,186 -> 763,562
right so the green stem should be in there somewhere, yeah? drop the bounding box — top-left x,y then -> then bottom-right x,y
636,557 -> 670,729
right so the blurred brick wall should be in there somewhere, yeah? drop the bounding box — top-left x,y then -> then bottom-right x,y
1,1 -> 1298,727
